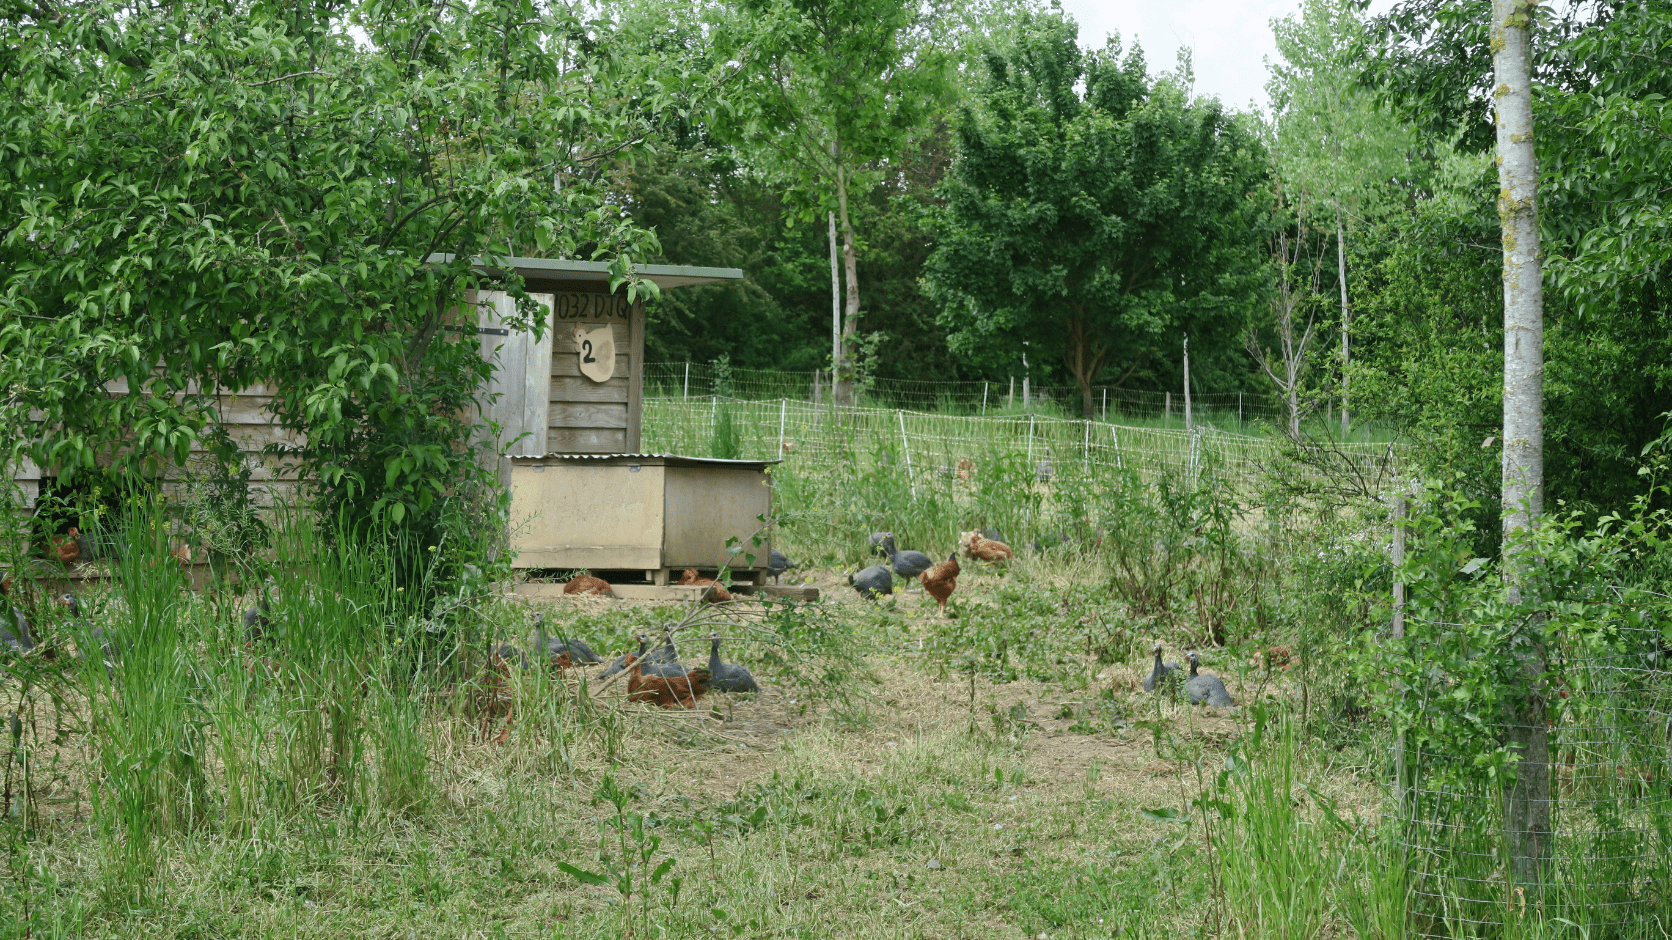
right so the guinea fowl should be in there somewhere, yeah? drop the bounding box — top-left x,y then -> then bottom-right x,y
1143,643 -> 1181,693
920,552 -> 960,610
638,631 -> 688,679
767,549 -> 797,583
243,601 -> 274,643
562,572 -> 615,597
868,532 -> 893,558
534,614 -> 602,664
705,633 -> 760,693
1,607 -> 33,654
848,564 -> 894,599
600,635 -> 650,679
677,568 -> 733,603
881,536 -> 935,579
59,593 -> 119,664
1184,652 -> 1235,707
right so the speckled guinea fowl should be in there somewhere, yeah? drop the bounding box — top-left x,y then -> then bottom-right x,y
639,631 -> 688,678
848,564 -> 894,599
881,536 -> 935,578
534,614 -> 602,664
705,633 -> 760,693
1184,652 -> 1235,707
1143,642 -> 1181,693
600,635 -> 649,679
1,607 -> 33,654
868,532 -> 893,558
767,550 -> 797,582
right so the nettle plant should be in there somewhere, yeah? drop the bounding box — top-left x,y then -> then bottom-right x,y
1358,477 -> 1672,796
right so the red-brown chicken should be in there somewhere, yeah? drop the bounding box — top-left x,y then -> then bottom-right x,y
627,656 -> 712,708
920,552 -> 960,610
46,527 -> 84,565
959,531 -> 1013,563
677,568 -> 733,604
562,572 -> 615,597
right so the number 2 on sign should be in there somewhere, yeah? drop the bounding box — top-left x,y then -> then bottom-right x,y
573,324 -> 615,382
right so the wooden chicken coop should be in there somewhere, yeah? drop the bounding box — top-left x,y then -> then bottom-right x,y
459,257 -> 791,598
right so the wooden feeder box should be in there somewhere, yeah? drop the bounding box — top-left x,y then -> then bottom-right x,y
507,453 -> 777,588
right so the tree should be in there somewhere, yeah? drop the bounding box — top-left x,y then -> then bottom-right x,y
0,0 -> 664,567
715,0 -> 946,404
1248,194 -> 1329,440
926,12 -> 1267,419
1491,0 -> 1549,885
1267,0 -> 1413,435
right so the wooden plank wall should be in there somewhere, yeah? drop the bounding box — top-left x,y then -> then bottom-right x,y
477,291 -> 555,458
548,289 -> 642,453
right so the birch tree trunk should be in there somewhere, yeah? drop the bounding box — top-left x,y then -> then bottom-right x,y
1492,0 -> 1550,889
829,209 -> 841,400
834,161 -> 861,407
1337,209 -> 1350,437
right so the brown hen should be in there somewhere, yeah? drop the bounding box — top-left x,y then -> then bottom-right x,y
959,531 -> 1013,563
920,552 -> 960,610
562,572 -> 615,597
677,568 -> 733,603
628,657 -> 712,708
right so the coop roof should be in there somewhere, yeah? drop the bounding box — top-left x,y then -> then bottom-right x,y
516,453 -> 781,469
428,254 -> 744,290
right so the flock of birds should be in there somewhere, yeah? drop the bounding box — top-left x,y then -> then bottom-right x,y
484,613 -> 759,713
846,529 -> 1013,609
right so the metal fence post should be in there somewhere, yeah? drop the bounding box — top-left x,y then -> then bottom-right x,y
683,362 -> 690,401
898,410 -> 916,499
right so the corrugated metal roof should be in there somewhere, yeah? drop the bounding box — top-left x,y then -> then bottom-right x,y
516,453 -> 781,468
428,254 -> 744,289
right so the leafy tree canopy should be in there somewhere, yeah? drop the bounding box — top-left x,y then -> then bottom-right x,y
925,10 -> 1269,417
0,0 -> 691,547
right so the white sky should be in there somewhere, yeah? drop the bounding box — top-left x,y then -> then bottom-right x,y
1055,0 -> 1400,115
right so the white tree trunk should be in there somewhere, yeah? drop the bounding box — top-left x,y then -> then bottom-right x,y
829,209 -> 841,394
1337,209 -> 1350,438
834,161 -> 860,407
1492,0 -> 1549,888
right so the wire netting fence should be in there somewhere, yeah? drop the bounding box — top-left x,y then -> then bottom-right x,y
1392,611 -> 1672,937
642,396 -> 1398,496
645,361 -> 1293,426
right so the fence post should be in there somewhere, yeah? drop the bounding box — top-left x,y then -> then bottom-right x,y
1026,413 -> 1035,466
711,393 -> 717,430
779,398 -> 787,455
812,369 -> 820,407
1183,336 -> 1192,432
1102,387 -> 1107,422
898,410 -> 917,499
1023,377 -> 1031,413
982,382 -> 989,415
1083,420 -> 1090,463
1392,486 -> 1410,814
1109,424 -> 1123,470
1008,376 -> 1014,408
1165,391 -> 1171,425
1238,391 -> 1243,427
683,362 -> 690,402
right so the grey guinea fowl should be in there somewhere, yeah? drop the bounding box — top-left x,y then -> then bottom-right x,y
243,601 -> 273,643
849,564 -> 894,599
1143,642 -> 1181,693
600,635 -> 649,679
881,536 -> 935,578
60,593 -> 119,663
1185,652 -> 1235,707
639,631 -> 688,679
768,549 -> 797,582
1,607 -> 33,654
706,633 -> 760,693
868,532 -> 893,558
535,613 -> 602,664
